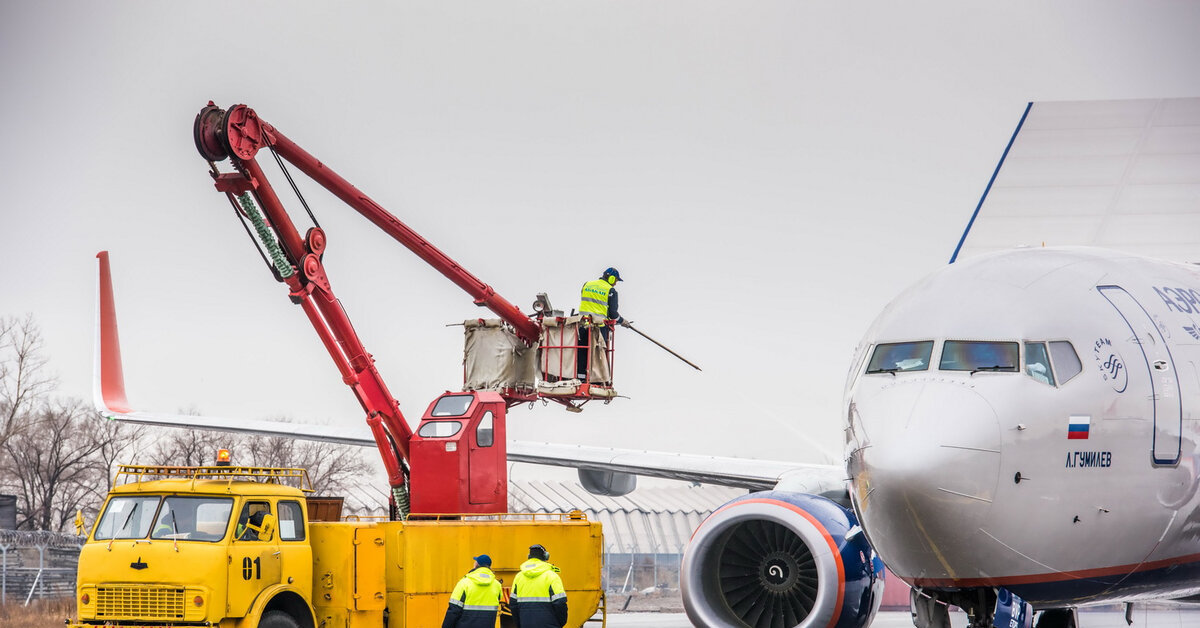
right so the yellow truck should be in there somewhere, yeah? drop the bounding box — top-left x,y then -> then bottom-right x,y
70,465 -> 605,628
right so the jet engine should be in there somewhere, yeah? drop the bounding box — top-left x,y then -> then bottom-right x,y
681,491 -> 883,628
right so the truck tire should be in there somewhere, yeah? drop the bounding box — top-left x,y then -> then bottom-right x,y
259,610 -> 300,628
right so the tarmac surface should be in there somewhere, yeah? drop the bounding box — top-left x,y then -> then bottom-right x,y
603,609 -> 1200,627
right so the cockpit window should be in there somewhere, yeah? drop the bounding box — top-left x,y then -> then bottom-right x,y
1049,341 -> 1083,384
940,341 -> 1019,372
1024,342 -> 1056,386
865,341 -> 934,373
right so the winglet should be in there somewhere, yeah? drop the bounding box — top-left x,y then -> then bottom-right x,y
94,251 -> 132,414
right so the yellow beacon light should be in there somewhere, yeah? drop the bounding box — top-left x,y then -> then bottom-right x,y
216,448 -> 232,466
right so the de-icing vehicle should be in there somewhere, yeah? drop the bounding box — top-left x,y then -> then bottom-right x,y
185,101 -> 623,516
72,102 -> 615,628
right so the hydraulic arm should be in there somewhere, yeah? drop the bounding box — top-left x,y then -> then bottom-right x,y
192,102 -> 539,496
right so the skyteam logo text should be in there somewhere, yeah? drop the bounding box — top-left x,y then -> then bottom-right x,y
1093,338 -> 1127,393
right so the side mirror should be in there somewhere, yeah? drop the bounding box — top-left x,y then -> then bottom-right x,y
257,514 -> 276,542
74,509 -> 86,537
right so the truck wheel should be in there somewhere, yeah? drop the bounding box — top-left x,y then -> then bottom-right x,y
259,610 -> 300,628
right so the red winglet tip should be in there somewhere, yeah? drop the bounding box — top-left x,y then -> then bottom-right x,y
97,252 -> 132,414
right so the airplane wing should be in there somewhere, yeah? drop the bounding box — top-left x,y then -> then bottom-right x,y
951,97 -> 1200,264
507,441 -> 844,496
95,251 -> 843,496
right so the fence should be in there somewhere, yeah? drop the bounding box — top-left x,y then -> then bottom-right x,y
0,530 -> 83,605
605,553 -> 683,593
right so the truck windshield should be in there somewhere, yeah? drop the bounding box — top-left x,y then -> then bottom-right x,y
94,496 -> 162,540
150,496 -> 235,542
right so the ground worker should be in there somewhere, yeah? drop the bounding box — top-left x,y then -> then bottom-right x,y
511,544 -> 568,628
442,554 -> 502,628
577,268 -> 628,379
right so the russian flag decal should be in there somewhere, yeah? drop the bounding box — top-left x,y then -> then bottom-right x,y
1068,415 -> 1091,440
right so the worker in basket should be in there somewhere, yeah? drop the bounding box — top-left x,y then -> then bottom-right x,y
577,267 -> 628,380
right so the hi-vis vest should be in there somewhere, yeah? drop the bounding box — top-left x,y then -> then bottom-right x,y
512,558 -> 568,628
444,568 -> 501,628
579,279 -> 612,317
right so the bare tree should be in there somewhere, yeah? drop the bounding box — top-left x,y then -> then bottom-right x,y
0,314 -> 150,530
145,428 -> 223,467
144,420 -> 374,497
3,400 -> 112,531
0,315 -> 56,452
239,429 -> 374,496
91,417 -> 148,493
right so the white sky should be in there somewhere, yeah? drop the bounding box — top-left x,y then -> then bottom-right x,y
2,2 -> 1200,480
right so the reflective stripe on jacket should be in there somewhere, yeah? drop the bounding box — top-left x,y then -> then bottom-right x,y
442,567 -> 502,628
579,279 -> 612,317
511,558 -> 568,628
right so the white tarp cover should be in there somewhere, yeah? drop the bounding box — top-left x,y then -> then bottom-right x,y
539,315 -> 611,383
954,97 -> 1200,263
463,319 -> 536,391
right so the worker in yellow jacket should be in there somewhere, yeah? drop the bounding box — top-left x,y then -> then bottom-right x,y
511,544 -> 568,628
577,268 -> 627,380
579,267 -> 626,332
442,554 -> 502,628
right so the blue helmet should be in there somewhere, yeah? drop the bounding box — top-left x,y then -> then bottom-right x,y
602,267 -> 623,282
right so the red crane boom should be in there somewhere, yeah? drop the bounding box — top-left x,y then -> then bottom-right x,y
192,102 -> 540,496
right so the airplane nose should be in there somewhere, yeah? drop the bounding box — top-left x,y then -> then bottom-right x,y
847,381 -> 1001,580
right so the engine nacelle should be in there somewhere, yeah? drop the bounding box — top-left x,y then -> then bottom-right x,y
681,491 -> 883,628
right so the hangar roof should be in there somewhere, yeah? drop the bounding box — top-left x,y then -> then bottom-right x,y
509,480 -> 743,554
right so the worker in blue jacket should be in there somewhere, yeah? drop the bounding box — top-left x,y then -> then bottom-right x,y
442,554 -> 502,628
511,544 -> 568,628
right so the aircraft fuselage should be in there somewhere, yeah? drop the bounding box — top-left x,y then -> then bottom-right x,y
846,246 -> 1200,607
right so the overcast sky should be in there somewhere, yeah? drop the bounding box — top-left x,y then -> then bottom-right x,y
3,2 -> 1200,480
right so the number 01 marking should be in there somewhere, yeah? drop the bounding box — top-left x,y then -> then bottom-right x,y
242,556 -> 262,580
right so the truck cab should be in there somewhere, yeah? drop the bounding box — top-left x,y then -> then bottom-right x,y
73,465 -> 316,628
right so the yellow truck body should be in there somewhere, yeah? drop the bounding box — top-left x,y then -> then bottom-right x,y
70,466 -> 604,628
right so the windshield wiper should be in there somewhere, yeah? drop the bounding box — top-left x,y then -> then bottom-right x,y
971,365 -> 1015,374
866,368 -> 899,376
119,501 -> 141,536
168,509 -> 180,551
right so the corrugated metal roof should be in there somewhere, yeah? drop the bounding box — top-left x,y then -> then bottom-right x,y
509,481 -> 743,554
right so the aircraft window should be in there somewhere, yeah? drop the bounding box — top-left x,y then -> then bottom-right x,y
418,420 -> 463,438
1024,342 -> 1056,386
94,496 -> 161,540
1049,341 -> 1083,383
940,341 -> 1019,372
431,395 -> 473,417
865,341 -> 934,373
150,496 -> 233,542
476,411 -> 494,447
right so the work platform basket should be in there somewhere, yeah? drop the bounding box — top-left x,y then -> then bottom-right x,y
460,315 -> 616,407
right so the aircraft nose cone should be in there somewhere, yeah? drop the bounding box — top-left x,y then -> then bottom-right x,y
847,381 -> 1001,580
